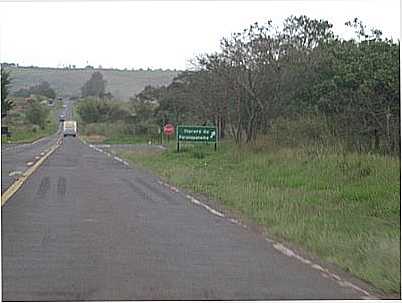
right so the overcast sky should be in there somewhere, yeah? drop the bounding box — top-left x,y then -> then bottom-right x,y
0,0 -> 400,70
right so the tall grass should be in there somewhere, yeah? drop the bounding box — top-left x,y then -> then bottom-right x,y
74,99 -> 161,144
118,139 -> 400,294
1,101 -> 59,144
78,121 -> 161,144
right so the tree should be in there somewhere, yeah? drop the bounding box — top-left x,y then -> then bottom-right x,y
81,72 -> 107,98
30,81 -> 56,99
1,67 -> 14,118
14,88 -> 31,98
76,98 -> 130,123
130,16 -> 399,154
25,101 -> 49,129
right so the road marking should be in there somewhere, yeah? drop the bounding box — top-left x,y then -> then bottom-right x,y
114,156 -> 123,162
83,218 -> 97,223
311,264 -> 325,271
8,170 -> 23,177
84,140 -> 131,167
1,143 -> 60,206
185,194 -> 225,218
2,134 -> 58,152
81,138 -> 377,300
229,218 -> 248,229
158,179 -> 377,299
30,136 -> 48,145
272,242 -> 376,299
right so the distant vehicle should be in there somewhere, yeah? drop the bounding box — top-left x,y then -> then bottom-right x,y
47,99 -> 54,106
58,97 -> 62,101
59,114 -> 65,122
63,120 -> 77,137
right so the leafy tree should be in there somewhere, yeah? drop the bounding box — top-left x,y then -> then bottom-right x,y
13,82 -> 56,99
30,81 -> 56,99
131,15 -> 400,154
76,98 -> 130,123
1,67 -> 14,118
81,72 -> 106,98
25,101 -> 49,129
14,87 -> 31,98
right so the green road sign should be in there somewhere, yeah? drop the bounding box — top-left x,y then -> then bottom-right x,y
176,125 -> 217,151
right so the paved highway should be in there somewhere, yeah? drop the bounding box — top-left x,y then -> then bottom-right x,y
1,100 -> 375,300
1,99 -> 73,193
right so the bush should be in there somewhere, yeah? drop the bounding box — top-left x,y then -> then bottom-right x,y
271,114 -> 334,148
25,101 -> 49,129
131,121 -> 159,136
76,98 -> 131,123
31,125 -> 40,133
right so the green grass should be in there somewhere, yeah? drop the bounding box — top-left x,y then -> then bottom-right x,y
117,140 -> 401,294
103,134 -> 161,144
75,110 -> 162,145
80,133 -> 160,145
1,98 -> 59,144
1,125 -> 54,144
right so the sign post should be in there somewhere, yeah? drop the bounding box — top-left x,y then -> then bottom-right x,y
163,123 -> 175,144
176,125 -> 217,152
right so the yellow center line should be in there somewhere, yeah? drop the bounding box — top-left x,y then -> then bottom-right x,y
1,142 -> 61,206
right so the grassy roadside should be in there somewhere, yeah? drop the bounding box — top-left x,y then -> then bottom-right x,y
72,97 -> 164,145
1,123 -> 56,144
1,102 -> 59,144
116,140 -> 400,294
80,133 -> 160,145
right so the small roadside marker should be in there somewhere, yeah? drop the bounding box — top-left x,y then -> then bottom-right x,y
9,171 -> 22,177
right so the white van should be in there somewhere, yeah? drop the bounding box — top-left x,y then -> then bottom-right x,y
63,120 -> 77,137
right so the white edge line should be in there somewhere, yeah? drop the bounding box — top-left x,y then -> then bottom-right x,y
159,179 -> 376,299
272,243 -> 375,298
83,141 -> 377,300
85,142 -> 130,168
185,194 -> 225,218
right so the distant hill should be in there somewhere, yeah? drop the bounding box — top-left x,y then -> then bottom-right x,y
6,66 -> 180,101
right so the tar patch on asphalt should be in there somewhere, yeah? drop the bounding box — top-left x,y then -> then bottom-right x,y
57,177 -> 66,197
36,176 -> 51,197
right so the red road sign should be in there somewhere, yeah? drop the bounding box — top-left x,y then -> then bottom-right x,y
163,123 -> 175,136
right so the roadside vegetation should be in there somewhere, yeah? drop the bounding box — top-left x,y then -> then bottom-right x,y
1,96 -> 59,144
3,64 -> 178,100
1,68 -> 60,143
132,17 -> 399,156
118,138 -> 400,294
111,16 -> 399,294
9,14 -> 397,294
74,74 -> 161,144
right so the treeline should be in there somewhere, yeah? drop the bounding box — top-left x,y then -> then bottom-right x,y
133,16 -> 400,154
13,81 -> 56,99
1,62 -> 179,72
76,72 -> 158,138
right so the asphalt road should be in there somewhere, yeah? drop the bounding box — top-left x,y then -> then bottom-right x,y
1,133 -> 372,300
1,99 -> 73,193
